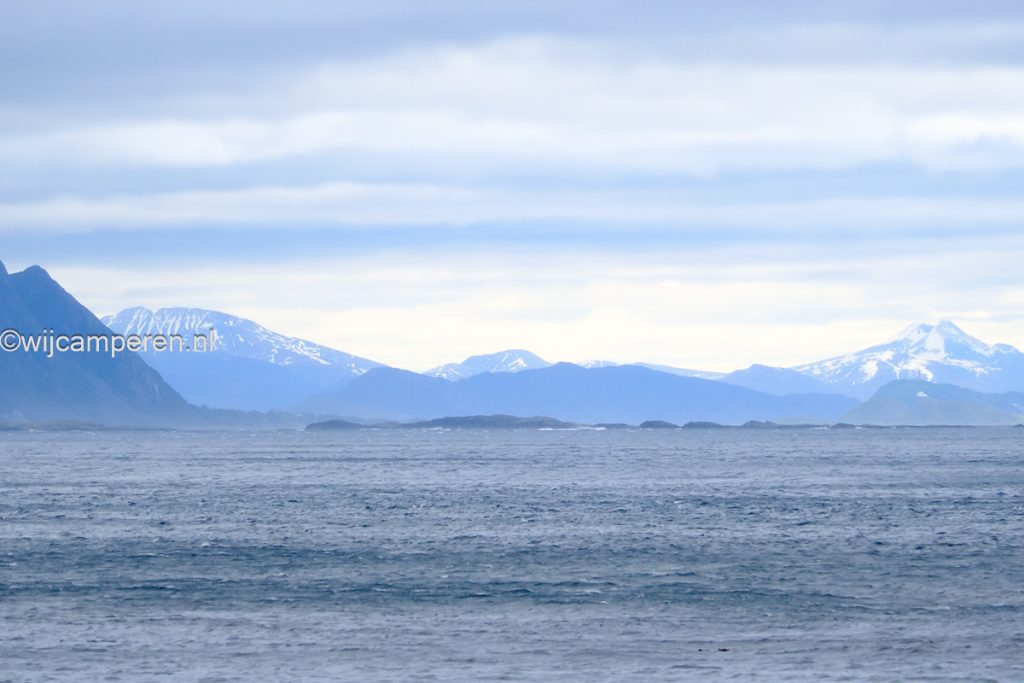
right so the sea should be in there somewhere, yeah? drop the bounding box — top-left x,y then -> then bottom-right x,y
1,427 -> 1022,682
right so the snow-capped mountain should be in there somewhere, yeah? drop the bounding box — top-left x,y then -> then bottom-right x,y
579,360 -> 620,369
104,307 -> 377,371
426,349 -> 551,381
792,320 -> 1024,398
102,307 -> 383,410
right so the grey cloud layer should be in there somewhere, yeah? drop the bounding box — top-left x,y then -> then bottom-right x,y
4,1 -> 1024,365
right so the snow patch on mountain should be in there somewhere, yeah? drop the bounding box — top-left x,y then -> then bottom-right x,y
580,360 -> 620,369
103,307 -> 380,373
426,350 -> 551,381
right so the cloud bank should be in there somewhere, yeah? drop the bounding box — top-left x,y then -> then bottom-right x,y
3,2 -> 1024,369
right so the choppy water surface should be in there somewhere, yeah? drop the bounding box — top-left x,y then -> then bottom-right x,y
1,428 -> 1022,681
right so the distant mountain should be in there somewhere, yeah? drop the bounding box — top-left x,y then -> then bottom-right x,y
793,321 -> 1024,399
103,307 -> 383,410
581,360 -> 725,380
723,364 -> 837,396
302,363 -> 859,424
843,380 -> 1024,426
0,260 -> 194,426
425,349 -> 551,381
579,360 -> 620,369
635,363 -> 726,380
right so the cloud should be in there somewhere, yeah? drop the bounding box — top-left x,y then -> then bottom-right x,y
4,180 -> 1024,233
5,37 -> 1024,178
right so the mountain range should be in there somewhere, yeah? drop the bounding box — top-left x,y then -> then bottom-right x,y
103,302 -> 1024,413
426,352 -> 724,382
102,307 -> 383,410
424,322 -> 1024,400
6,257 -> 1024,427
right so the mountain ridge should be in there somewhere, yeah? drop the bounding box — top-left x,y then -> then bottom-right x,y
302,362 -> 858,425
11,268 -> 1024,427
103,306 -> 384,410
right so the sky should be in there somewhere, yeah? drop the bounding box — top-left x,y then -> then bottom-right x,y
3,0 -> 1024,371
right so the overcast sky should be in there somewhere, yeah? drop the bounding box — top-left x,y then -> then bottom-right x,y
3,1 -> 1024,370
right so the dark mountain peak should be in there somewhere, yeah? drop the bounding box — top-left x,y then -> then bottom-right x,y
0,259 -> 7,277
12,264 -> 53,281
0,261 -> 193,426
9,265 -> 68,303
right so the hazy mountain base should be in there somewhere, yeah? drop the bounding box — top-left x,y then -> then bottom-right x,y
307,414 -> 579,430
305,378 -> 1024,430
306,414 -> 1024,431
301,363 -> 859,425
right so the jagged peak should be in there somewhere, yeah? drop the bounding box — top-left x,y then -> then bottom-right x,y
0,258 -> 7,277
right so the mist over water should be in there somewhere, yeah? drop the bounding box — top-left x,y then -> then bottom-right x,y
1,428 -> 1022,681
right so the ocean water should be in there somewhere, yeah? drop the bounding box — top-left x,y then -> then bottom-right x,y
1,428 -> 1022,682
